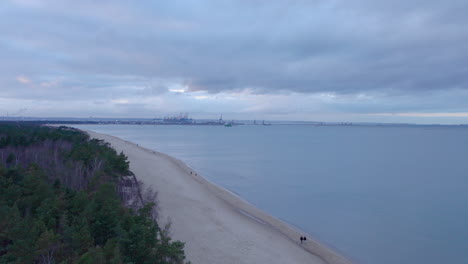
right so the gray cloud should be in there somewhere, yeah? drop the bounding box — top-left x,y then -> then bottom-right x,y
1,0 -> 468,121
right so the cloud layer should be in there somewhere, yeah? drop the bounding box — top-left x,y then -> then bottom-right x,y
1,0 -> 468,123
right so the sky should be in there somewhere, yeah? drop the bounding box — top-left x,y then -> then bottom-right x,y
1,0 -> 468,124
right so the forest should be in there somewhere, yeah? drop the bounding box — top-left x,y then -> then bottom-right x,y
0,123 -> 187,264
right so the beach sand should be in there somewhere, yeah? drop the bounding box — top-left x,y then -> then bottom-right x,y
87,130 -> 352,264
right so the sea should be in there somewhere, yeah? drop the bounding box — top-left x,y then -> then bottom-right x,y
74,124 -> 468,264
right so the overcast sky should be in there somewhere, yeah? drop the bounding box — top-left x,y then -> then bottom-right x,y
1,0 -> 468,123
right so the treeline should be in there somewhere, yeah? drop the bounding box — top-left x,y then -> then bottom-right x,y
0,124 -> 129,190
0,124 -> 187,263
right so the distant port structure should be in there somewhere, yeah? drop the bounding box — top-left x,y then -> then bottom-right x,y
4,115 -> 453,127
150,113 -> 242,126
162,113 -> 193,124
157,113 -> 232,126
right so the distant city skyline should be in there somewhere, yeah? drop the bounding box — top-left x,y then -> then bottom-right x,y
1,0 -> 468,124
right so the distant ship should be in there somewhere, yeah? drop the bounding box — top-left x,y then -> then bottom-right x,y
253,120 -> 271,126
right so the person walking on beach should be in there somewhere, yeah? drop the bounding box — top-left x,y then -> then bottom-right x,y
300,236 -> 304,244
304,236 -> 307,243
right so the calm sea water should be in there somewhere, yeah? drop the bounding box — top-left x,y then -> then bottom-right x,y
74,124 -> 468,264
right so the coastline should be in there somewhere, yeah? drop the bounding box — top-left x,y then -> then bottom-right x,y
85,129 -> 352,264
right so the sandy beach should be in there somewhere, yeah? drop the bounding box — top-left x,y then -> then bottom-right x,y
87,130 -> 352,264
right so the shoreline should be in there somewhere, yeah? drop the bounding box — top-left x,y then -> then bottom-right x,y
85,129 -> 352,264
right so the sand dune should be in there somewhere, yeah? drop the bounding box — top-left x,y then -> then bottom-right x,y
87,130 -> 352,264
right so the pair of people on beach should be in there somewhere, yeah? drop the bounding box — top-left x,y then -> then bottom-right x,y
300,236 -> 307,244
